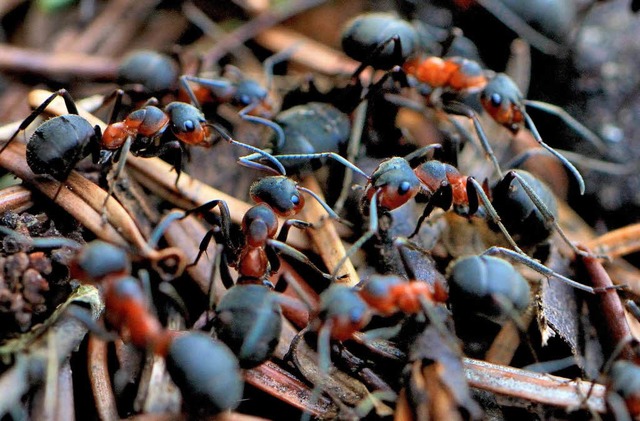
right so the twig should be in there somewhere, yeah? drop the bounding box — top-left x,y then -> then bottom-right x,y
88,337 -> 119,421
298,175 -> 359,286
0,45 -> 117,81
464,357 -> 606,413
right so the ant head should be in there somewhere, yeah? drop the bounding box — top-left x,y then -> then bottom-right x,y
480,74 -> 524,133
367,157 -> 420,211
234,79 -> 269,108
165,102 -> 209,146
249,176 -> 305,217
70,241 -> 130,282
317,285 -> 371,341
242,204 -> 278,246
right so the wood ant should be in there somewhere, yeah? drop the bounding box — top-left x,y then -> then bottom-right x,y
0,228 -> 244,416
342,13 -> 601,195
407,161 -> 591,257
117,50 -> 180,98
261,102 -> 352,175
0,89 -> 285,207
446,254 -> 530,319
155,194 -> 338,288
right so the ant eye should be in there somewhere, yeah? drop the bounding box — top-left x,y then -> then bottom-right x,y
241,95 -> 251,105
490,93 -> 502,107
184,120 -> 195,132
290,195 -> 300,205
398,181 -> 411,195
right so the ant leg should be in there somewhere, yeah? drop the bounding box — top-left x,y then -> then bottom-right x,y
1,89 -> 80,155
0,226 -> 81,249
263,42 -> 304,91
443,102 -> 503,178
178,75 -> 230,109
334,100 -> 368,214
209,123 -> 287,176
101,136 -> 133,220
272,152 -> 369,180
524,100 -> 608,154
403,144 -> 443,166
267,239 -> 336,281
507,171 -> 601,258
238,104 -> 286,150
295,185 -> 354,228
301,321 -> 335,421
277,219 -> 312,243
482,246 -> 597,293
409,184 -> 452,239
467,177 -> 526,255
521,112 -> 586,195
103,89 -> 125,125
473,0 -> 564,56
507,148 -> 632,175
332,190 -> 382,279
65,305 -> 119,342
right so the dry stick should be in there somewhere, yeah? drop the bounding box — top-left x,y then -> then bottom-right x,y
0,299 -> 99,418
464,357 -> 606,413
254,26 -> 360,75
484,313 -> 534,366
0,185 -> 33,214
87,337 -> 119,421
585,223 -> 640,260
298,175 -> 359,286
576,245 -> 635,361
201,0 -> 330,69
244,361 -> 338,419
0,45 -> 118,81
557,201 -> 640,296
0,142 -> 128,248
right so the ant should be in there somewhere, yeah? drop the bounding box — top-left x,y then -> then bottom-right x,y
406,160 -> 591,256
445,254 -> 530,320
0,89 -> 285,209
328,149 -> 601,293
257,102 -> 353,175
299,240 -> 455,420
342,13 -> 602,195
116,50 -> 180,99
0,228 -> 244,416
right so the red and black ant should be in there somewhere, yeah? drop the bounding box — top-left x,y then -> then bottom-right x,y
0,227 -> 244,416
116,50 -> 180,100
341,13 -> 606,195
0,89 -> 285,208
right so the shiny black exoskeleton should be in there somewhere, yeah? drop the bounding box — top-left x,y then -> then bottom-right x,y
214,284 -> 283,368
342,12 -> 420,70
446,255 -> 530,319
490,169 -> 557,249
165,332 -> 243,415
117,50 -> 180,95
2,90 -> 102,182
270,103 -> 351,173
